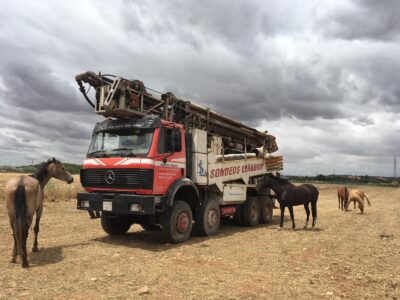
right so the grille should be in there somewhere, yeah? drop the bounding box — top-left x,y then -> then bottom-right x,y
81,168 -> 153,189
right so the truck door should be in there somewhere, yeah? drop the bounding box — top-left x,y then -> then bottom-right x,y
153,126 -> 186,195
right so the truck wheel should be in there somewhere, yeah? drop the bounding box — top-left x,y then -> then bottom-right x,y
101,215 -> 132,235
195,200 -> 220,236
242,196 -> 260,227
162,200 -> 193,244
259,196 -> 273,224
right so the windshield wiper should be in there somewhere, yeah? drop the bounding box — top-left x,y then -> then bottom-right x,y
87,150 -> 110,158
109,148 -> 137,157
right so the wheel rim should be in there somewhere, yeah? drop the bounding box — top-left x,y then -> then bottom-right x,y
176,211 -> 189,233
207,208 -> 218,228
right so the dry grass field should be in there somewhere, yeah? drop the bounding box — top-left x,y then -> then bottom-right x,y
0,173 -> 399,299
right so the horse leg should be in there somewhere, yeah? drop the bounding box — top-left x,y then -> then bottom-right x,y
32,206 -> 43,252
311,201 -> 317,228
345,200 -> 350,212
303,203 -> 310,229
11,234 -> 18,263
288,206 -> 295,229
278,206 -> 285,230
8,219 -> 18,263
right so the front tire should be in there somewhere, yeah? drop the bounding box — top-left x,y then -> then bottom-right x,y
242,196 -> 260,226
162,200 -> 193,244
195,200 -> 221,236
101,214 -> 132,235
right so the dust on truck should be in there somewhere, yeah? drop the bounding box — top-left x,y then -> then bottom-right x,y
75,71 -> 283,243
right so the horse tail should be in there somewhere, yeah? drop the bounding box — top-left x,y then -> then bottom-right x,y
14,180 -> 28,261
363,192 -> 371,206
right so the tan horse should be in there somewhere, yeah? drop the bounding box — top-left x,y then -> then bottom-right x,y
5,158 -> 73,268
345,189 -> 371,213
337,186 -> 349,210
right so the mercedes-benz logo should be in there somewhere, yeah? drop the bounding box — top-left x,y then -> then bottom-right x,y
105,170 -> 115,184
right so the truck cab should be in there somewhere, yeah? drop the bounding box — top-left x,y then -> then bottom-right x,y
77,115 -> 196,240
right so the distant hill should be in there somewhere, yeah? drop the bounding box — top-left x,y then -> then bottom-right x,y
287,174 -> 399,187
0,163 -> 81,174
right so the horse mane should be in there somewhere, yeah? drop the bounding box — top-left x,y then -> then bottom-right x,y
268,173 -> 292,185
30,158 -> 60,183
276,176 -> 291,185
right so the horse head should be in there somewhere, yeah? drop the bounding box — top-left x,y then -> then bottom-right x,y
263,173 -> 281,185
47,157 -> 74,184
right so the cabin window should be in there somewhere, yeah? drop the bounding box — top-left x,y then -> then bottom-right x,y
158,127 -> 181,153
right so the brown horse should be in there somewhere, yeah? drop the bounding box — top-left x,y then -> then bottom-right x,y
345,189 -> 371,213
337,186 -> 349,210
259,173 -> 319,230
5,158 -> 73,268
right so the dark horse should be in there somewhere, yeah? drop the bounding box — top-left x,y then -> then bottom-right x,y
5,158 -> 73,268
260,173 -> 319,230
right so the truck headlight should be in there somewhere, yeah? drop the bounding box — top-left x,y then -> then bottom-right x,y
129,204 -> 143,212
81,200 -> 90,208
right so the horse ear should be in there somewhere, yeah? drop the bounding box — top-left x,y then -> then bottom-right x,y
52,157 -> 56,162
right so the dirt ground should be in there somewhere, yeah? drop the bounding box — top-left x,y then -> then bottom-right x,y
0,175 -> 399,299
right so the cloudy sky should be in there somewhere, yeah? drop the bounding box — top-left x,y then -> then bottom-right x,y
0,0 -> 399,176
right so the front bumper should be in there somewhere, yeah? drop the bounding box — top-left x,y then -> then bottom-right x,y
77,192 -> 162,215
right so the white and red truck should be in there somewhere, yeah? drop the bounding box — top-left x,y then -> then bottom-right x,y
75,71 -> 283,243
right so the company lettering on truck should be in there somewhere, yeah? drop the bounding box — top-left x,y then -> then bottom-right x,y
209,163 -> 264,178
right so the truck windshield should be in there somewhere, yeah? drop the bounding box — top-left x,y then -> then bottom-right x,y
87,128 -> 154,157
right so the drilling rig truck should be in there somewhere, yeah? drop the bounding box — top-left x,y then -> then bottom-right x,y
75,71 -> 283,243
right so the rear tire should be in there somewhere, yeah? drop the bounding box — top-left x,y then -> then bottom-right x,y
195,200 -> 220,236
242,196 -> 260,226
162,200 -> 193,244
101,214 -> 132,235
259,196 -> 273,224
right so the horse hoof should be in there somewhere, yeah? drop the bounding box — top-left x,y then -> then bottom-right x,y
32,247 -> 38,253
303,226 -> 308,230
10,258 -> 17,264
22,261 -> 29,268
277,227 -> 282,231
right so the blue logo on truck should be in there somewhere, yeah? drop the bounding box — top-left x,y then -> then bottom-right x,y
198,160 -> 205,176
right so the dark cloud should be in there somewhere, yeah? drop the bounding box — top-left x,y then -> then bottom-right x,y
1,64 -> 89,113
317,0 -> 400,41
0,0 -> 398,175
